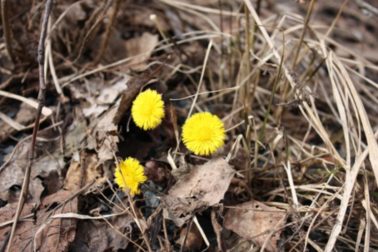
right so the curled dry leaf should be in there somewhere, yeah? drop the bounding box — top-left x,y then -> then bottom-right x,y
163,158 -> 235,226
224,200 -> 287,252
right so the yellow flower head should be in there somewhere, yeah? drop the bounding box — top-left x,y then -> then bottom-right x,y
114,157 -> 147,195
182,112 -> 226,156
131,89 -> 165,130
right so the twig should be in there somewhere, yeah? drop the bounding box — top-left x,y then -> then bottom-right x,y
127,195 -> 152,252
179,218 -> 193,252
193,216 -> 210,248
93,0 -> 122,65
73,0 -> 111,63
1,0 -> 16,64
5,1 -> 54,251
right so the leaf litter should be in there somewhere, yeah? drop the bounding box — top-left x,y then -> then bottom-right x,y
163,158 -> 235,226
0,0 -> 377,251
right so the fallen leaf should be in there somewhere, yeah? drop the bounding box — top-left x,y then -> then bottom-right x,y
0,130 -> 64,204
177,222 -> 203,252
224,200 -> 287,252
163,158 -> 235,226
64,151 -> 102,191
69,209 -> 134,252
124,32 -> 159,71
87,104 -> 119,163
96,78 -> 128,105
0,190 -> 78,252
83,77 -> 128,118
34,191 -> 78,252
112,76 -> 145,125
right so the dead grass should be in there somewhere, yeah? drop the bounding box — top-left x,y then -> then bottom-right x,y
0,0 -> 377,251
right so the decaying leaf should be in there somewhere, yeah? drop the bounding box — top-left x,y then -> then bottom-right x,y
64,151 -> 103,191
83,77 -> 128,118
224,200 -> 287,252
163,158 -> 235,226
69,209 -> 134,252
0,190 -> 78,252
177,223 -> 204,252
0,130 -> 64,204
87,104 -> 119,164
124,32 -> 159,71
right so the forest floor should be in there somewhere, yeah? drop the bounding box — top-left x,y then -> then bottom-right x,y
0,0 -> 378,251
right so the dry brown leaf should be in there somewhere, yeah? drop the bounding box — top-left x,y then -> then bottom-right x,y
87,104 -> 119,164
83,77 -> 131,166
224,200 -> 287,252
163,158 -> 235,226
64,151 -> 102,191
112,76 -> 145,125
0,190 -> 78,252
0,132 -> 64,204
124,32 -> 159,71
177,223 -> 204,251
69,209 -> 134,251
83,77 -> 128,118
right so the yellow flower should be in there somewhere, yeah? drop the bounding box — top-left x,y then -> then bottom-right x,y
131,89 -> 165,130
182,112 -> 225,156
114,157 -> 147,195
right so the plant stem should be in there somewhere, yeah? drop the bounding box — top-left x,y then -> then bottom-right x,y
5,1 -> 53,251
1,0 -> 16,64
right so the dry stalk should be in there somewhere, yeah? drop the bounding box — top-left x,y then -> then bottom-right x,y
1,0 -> 16,64
5,0 -> 54,251
93,0 -> 122,65
127,196 -> 153,252
73,0 -> 112,63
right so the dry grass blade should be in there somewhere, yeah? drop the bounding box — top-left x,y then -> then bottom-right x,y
324,53 -> 378,251
332,55 -> 378,186
0,90 -> 52,116
0,0 -> 377,251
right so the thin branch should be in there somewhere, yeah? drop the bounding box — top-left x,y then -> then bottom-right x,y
1,0 -> 16,64
5,0 -> 54,251
93,0 -> 121,65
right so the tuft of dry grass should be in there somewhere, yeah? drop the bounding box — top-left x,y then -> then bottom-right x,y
1,0 -> 377,251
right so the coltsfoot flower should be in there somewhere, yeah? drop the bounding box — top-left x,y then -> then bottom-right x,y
114,157 -> 147,195
131,89 -> 165,130
182,112 -> 225,156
